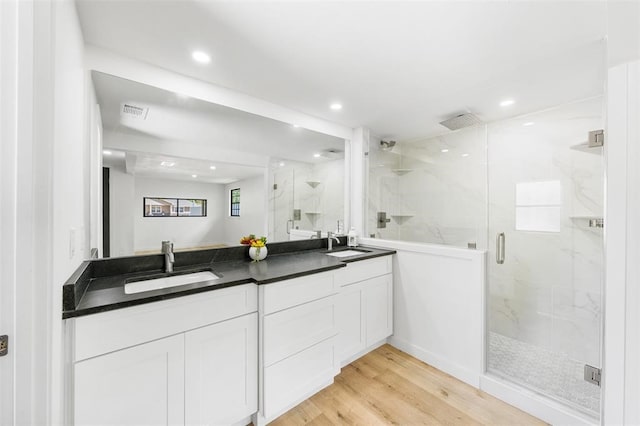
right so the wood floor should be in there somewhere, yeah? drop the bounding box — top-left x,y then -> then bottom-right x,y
270,344 -> 546,426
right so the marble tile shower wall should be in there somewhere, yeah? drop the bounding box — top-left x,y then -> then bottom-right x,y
269,159 -> 344,242
488,98 -> 603,366
368,97 -> 603,365
367,125 -> 487,247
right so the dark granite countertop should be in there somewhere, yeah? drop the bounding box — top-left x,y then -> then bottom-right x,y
62,238 -> 394,319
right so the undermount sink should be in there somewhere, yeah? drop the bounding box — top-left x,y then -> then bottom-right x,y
325,249 -> 371,258
124,270 -> 220,294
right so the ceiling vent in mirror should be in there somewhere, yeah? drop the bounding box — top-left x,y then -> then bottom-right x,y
319,148 -> 344,160
121,103 -> 149,120
439,113 -> 483,131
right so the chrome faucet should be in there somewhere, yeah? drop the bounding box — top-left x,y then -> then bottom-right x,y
327,231 -> 341,251
161,240 -> 174,273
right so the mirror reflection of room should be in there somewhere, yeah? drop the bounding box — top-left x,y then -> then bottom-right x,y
93,71 -> 345,257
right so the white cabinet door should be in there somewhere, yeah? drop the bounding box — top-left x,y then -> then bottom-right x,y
336,282 -> 366,362
185,313 -> 258,426
74,334 -> 185,426
365,274 -> 393,346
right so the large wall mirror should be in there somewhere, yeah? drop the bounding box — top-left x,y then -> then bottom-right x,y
92,71 -> 346,257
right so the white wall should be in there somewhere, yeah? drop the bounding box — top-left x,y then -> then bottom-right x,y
51,1 -> 89,424
603,60 -> 640,425
361,238 -> 485,387
223,175 -> 267,246
134,177 -> 226,252
108,166 -> 134,257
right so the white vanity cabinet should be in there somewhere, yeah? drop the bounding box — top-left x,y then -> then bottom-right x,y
71,284 -> 257,426
75,333 -> 185,426
256,270 -> 339,425
335,256 -> 393,366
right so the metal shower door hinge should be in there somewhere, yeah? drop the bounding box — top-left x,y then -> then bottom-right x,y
584,364 -> 601,386
588,129 -> 604,147
0,335 -> 8,356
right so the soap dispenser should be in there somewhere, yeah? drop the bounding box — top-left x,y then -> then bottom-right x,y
347,227 -> 357,247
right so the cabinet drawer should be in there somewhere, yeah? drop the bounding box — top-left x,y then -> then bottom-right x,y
263,337 -> 335,419
335,256 -> 392,287
74,284 -> 257,361
260,271 -> 337,314
263,295 -> 337,366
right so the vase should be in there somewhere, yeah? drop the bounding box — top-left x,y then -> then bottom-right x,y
249,246 -> 268,261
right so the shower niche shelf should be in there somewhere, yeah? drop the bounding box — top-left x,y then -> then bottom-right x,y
570,215 -> 604,228
390,169 -> 414,176
569,142 -> 603,155
390,214 -> 415,225
305,181 -> 321,188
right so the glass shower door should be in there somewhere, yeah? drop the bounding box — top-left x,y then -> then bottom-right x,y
486,97 -> 604,418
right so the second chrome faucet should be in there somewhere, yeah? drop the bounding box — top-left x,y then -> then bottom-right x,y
327,231 -> 341,251
161,240 -> 175,273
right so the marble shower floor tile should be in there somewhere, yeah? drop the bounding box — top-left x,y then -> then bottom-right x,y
488,332 -> 600,417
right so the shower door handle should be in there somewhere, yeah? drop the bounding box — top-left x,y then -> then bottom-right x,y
496,233 -> 505,264
286,219 -> 294,235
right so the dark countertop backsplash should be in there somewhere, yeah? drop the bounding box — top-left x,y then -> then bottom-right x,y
63,237 -> 395,319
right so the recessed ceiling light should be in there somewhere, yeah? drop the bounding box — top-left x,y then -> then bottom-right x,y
441,149 -> 449,153
279,162 -> 285,167
209,165 -> 216,170
330,103 -> 342,111
191,50 -> 211,64
192,174 -> 198,178
500,99 -> 515,107
523,122 -> 535,126
292,124 -> 300,128
313,153 -> 321,158
160,161 -> 175,167
461,153 -> 469,157
102,150 -> 112,155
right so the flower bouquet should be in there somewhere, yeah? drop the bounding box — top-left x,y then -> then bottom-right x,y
240,234 -> 268,261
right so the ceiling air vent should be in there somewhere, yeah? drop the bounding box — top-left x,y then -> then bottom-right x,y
439,113 -> 483,131
319,148 -> 344,160
121,103 -> 149,120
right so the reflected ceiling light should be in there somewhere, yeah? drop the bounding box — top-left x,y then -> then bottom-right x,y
191,50 -> 211,64
160,161 -> 175,167
192,174 -> 198,178
209,165 -> 216,170
313,153 -> 321,158
292,124 -> 300,128
102,150 -> 112,155
441,149 -> 449,153
279,162 -> 285,167
461,153 -> 469,157
499,99 -> 515,107
330,103 -> 342,111
523,122 -> 535,126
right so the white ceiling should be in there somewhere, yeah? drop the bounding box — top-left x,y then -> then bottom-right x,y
92,71 -> 345,182
77,1 -> 607,141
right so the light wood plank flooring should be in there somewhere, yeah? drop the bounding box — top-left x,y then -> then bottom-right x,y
270,344 -> 546,426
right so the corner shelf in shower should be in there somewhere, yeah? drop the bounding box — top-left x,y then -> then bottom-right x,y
304,212 -> 322,215
390,213 -> 415,225
570,215 -> 604,228
569,142 -> 603,155
390,168 -> 414,176
305,181 -> 321,188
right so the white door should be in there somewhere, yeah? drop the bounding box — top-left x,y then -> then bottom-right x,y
184,313 -> 258,426
74,334 -> 185,426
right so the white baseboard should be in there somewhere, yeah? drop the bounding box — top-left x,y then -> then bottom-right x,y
387,336 -> 480,387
